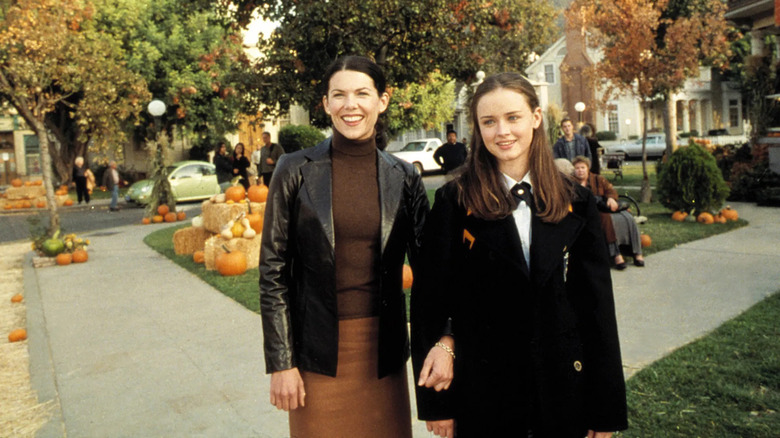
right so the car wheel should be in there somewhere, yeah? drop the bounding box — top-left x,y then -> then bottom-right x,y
413,162 -> 424,175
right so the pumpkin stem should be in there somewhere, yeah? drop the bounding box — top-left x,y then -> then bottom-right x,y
221,244 -> 231,253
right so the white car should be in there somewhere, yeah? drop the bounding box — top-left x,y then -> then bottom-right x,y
390,138 -> 443,174
604,134 -> 679,159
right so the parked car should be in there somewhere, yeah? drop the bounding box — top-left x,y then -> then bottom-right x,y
390,138 -> 443,174
604,134 -> 680,159
125,161 -> 221,205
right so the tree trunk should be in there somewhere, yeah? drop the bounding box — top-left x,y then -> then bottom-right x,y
640,100 -> 652,203
33,119 -> 61,234
664,92 -> 678,156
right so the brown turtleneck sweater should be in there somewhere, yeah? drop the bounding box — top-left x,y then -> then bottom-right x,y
331,130 -> 381,319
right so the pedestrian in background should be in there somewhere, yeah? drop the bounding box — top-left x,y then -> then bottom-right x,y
580,123 -> 602,175
102,161 -> 121,212
258,132 -> 285,186
553,117 -> 592,162
231,142 -> 251,190
433,129 -> 467,179
72,156 -> 91,204
259,55 -> 428,438
412,72 -> 627,438
213,142 -> 232,192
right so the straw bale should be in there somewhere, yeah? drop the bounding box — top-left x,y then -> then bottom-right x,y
201,201 -> 249,234
204,234 -> 261,271
55,194 -> 70,206
172,226 -> 213,255
4,186 -> 45,200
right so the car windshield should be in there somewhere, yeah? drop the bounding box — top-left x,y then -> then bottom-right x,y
401,141 -> 426,152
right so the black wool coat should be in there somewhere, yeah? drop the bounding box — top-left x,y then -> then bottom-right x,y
411,181 -> 628,437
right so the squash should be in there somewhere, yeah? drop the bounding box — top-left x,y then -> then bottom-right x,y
215,246 -> 247,276
72,249 -> 88,263
56,252 -> 73,265
193,250 -> 205,264
402,264 -> 414,289
720,207 -> 738,221
247,184 -> 269,203
11,294 -> 23,303
164,212 -> 177,222
152,215 -> 164,223
696,212 -> 715,225
8,328 -> 27,343
230,220 -> 246,238
246,205 -> 263,234
225,185 -> 246,203
671,211 -> 688,222
640,234 -> 652,248
177,211 -> 187,221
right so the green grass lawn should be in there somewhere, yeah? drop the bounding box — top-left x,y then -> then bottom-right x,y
619,291 -> 780,437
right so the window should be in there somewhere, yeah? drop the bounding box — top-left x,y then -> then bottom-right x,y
729,99 -> 739,128
544,64 -> 555,83
607,104 -> 619,133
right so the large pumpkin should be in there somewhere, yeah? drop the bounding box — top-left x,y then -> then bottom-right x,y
720,207 -> 738,221
10,178 -> 23,188
56,252 -> 73,265
215,248 -> 247,276
402,264 -> 414,289
72,249 -> 88,263
247,184 -> 268,203
225,185 -> 246,203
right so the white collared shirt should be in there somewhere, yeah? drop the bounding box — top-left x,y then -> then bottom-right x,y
502,172 -> 532,269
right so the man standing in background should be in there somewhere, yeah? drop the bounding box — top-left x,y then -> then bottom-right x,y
553,118 -> 592,162
433,129 -> 467,178
258,132 -> 285,186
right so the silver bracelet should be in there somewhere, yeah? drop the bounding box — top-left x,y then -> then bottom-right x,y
435,342 -> 456,359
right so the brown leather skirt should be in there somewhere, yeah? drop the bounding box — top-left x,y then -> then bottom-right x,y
289,317 -> 412,438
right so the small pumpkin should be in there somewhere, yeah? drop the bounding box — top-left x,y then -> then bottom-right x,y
141,217 -> 151,225
10,178 -> 23,187
157,204 -> 170,216
215,246 -> 247,276
56,252 -> 73,265
671,211 -> 688,222
36,201 -> 46,208
640,234 -> 652,248
164,212 -> 177,223
177,211 -> 187,221
8,328 -> 27,343
193,250 -> 205,264
247,184 -> 269,203
20,200 -> 32,208
152,215 -> 164,223
402,264 -> 414,289
720,207 -> 738,221
63,198 -> 74,206
713,214 -> 727,224
11,294 -> 23,303
246,205 -> 263,234
225,185 -> 246,203
696,212 -> 715,225
72,249 -> 88,263
230,220 -> 246,238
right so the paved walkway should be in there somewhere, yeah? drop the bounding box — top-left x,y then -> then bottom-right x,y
23,202 -> 780,437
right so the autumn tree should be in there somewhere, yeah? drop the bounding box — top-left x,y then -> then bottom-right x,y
569,0 -> 731,203
254,0 -> 557,130
0,0 -> 149,233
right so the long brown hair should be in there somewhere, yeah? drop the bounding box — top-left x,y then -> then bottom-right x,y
457,72 -> 573,223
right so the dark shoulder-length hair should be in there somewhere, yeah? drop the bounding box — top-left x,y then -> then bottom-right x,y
457,72 -> 573,223
322,55 -> 388,150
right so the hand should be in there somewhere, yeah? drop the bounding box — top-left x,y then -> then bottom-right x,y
270,368 -> 306,411
417,336 -> 454,392
266,158 -> 274,165
587,431 -> 613,438
606,197 -> 618,212
426,419 -> 455,438
233,169 -> 239,174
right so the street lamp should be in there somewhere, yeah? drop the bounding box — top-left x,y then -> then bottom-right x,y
574,102 -> 586,127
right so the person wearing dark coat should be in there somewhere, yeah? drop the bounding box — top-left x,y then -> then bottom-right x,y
580,124 -> 602,174
433,130 -> 467,175
213,142 -> 233,192
412,73 -> 627,438
553,118 -> 592,162
230,142 -> 251,190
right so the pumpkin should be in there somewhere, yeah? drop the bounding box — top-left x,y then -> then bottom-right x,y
63,199 -> 74,206
246,207 -> 263,234
72,249 -> 88,263
164,212 -> 177,222
36,201 -> 46,208
671,211 -> 688,222
402,264 -> 414,289
177,211 -> 187,221
141,217 -> 151,225
225,185 -> 246,203
215,247 -> 247,276
157,204 -> 170,216
24,181 -> 32,186
230,220 -> 246,238
697,212 -> 715,225
20,200 -> 32,208
720,207 -> 738,221
10,178 -> 22,187
11,294 -> 23,303
152,215 -> 164,223
8,328 -> 27,343
193,250 -> 205,264
640,234 -> 652,248
714,214 -> 727,224
56,252 -> 73,265
247,184 -> 269,203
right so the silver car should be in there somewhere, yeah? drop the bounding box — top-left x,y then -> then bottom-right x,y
605,134 -> 678,159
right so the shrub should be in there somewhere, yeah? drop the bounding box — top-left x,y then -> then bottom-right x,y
679,130 -> 699,138
279,124 -> 326,152
596,131 -> 617,141
657,143 -> 730,214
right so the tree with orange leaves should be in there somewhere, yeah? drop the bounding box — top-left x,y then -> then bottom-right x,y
568,0 -> 732,203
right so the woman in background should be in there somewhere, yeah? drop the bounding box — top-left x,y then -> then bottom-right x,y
231,142 -> 251,190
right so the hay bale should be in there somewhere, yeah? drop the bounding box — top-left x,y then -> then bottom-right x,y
172,226 -> 213,255
55,194 -> 70,206
204,234 -> 261,271
201,200 -> 248,234
5,186 -> 45,200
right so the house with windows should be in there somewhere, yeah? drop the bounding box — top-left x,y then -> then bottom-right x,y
0,110 -> 41,184
525,29 -> 747,141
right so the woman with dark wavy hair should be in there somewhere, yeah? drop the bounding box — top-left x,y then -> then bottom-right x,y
259,56 -> 428,437
412,72 -> 627,438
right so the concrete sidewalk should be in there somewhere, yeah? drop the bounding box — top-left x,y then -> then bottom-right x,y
23,202 -> 780,437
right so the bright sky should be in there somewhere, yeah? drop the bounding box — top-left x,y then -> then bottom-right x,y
242,15 -> 278,61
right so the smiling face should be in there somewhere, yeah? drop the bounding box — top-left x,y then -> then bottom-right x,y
573,161 -> 590,182
476,88 -> 542,179
323,70 -> 389,142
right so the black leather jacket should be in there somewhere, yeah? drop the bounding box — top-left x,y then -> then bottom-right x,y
259,138 -> 429,378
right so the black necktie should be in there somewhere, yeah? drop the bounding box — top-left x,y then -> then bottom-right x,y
511,182 -> 534,211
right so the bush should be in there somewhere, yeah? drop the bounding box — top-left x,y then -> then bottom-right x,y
279,125 -> 326,152
657,143 -> 730,214
679,130 -> 699,138
596,131 -> 617,141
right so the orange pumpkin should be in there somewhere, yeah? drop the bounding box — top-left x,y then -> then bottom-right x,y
72,249 -> 88,263
164,212 -> 177,222
225,185 -> 246,203
193,250 -> 205,264
157,204 -> 170,216
713,214 -> 727,224
56,252 -> 73,265
141,217 -> 151,225
697,212 -> 715,225
247,184 -> 269,203
11,294 -> 23,303
720,207 -> 738,221
36,201 -> 46,208
402,264 -> 414,289
215,247 -> 247,276
177,211 -> 187,221
640,234 -> 652,248
20,200 -> 32,208
246,210 -> 263,234
152,215 -> 164,223
671,211 -> 688,222
8,328 -> 27,343
63,198 -> 74,206
10,178 -> 23,187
